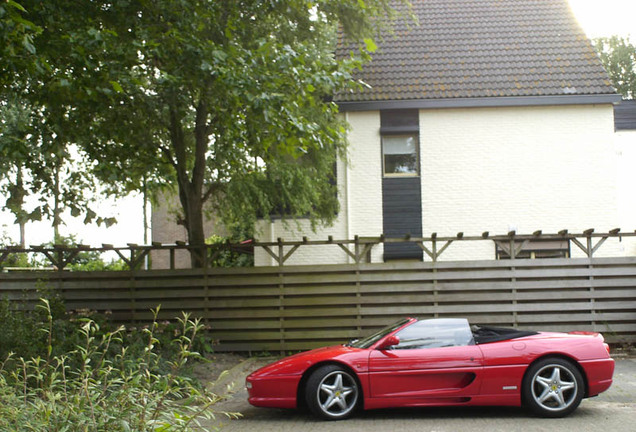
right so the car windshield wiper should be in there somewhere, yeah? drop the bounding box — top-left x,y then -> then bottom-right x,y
344,338 -> 359,347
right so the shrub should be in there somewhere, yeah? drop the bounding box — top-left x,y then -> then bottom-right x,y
0,300 -> 238,431
205,235 -> 253,268
0,284 -> 71,361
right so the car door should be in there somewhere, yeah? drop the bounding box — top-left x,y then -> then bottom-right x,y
368,319 -> 483,399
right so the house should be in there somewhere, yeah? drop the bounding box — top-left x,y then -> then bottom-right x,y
254,0 -> 627,266
615,100 -> 636,246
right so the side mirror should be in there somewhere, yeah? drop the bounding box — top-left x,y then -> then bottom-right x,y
378,335 -> 400,350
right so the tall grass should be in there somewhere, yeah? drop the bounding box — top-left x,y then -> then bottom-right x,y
0,300 -> 238,431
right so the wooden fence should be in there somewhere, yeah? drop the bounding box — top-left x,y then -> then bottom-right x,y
2,256 -> 635,351
2,229 -> 635,270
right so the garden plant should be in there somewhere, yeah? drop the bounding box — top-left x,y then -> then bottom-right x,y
0,299 -> 237,431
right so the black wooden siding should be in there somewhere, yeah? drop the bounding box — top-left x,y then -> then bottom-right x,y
382,177 -> 423,260
615,100 -> 636,130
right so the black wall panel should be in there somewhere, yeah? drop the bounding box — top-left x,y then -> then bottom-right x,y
382,177 -> 423,260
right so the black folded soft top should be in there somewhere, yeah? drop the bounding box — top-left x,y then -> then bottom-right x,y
472,325 -> 538,344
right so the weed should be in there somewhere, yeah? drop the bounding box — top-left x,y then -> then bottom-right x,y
0,300 -> 239,431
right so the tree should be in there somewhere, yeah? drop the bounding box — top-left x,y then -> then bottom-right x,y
0,0 -> 42,92
14,0 -> 401,267
0,96 -> 110,246
2,2 -> 116,245
594,36 -> 636,99
0,97 -> 32,247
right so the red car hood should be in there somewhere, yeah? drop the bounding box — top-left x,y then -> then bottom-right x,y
249,345 -> 361,378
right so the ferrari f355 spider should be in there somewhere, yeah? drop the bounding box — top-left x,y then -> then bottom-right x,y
246,318 -> 614,420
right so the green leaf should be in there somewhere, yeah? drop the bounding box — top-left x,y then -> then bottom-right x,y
22,37 -> 36,55
28,207 -> 42,221
212,49 -> 228,62
7,0 -> 27,13
363,38 -> 377,53
83,209 -> 97,224
109,81 -> 124,93
97,217 -> 118,228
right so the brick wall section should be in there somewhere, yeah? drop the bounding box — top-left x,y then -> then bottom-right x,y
151,192 -> 227,269
151,192 -> 189,269
255,104 -> 625,265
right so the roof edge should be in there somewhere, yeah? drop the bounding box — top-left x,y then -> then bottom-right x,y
337,94 -> 623,112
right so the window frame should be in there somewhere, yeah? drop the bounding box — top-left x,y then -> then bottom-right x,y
495,239 -> 571,260
381,133 -> 420,177
391,318 -> 474,350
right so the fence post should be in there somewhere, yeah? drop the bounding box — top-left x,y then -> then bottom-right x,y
355,255 -> 362,337
432,255 -> 439,318
278,268 -> 285,354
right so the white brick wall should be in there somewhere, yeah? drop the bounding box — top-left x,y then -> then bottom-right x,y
256,104 -> 623,265
420,104 -> 620,260
615,129 -> 636,256
254,111 -> 385,265
346,111 -> 385,262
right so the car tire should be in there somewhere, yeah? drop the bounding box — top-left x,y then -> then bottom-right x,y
305,364 -> 360,420
522,357 -> 585,418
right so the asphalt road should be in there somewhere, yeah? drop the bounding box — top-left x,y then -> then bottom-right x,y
211,357 -> 636,432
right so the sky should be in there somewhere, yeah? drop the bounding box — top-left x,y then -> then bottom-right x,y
1,0 -> 634,248
568,0 -> 635,40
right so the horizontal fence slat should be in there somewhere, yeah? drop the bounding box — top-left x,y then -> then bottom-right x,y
2,256 -> 635,351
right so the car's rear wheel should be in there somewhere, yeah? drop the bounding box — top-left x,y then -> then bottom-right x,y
305,364 -> 359,420
522,357 -> 584,418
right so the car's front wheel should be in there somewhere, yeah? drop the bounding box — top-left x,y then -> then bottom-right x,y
522,357 -> 585,418
305,364 -> 360,420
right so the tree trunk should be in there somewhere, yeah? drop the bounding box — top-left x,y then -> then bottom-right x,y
16,167 -> 26,248
175,179 -> 207,268
52,156 -> 62,242
169,100 -> 210,268
141,178 -> 151,269
184,191 -> 206,268
19,221 -> 25,249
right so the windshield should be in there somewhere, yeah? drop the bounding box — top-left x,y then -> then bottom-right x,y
347,318 -> 411,349
392,318 -> 473,349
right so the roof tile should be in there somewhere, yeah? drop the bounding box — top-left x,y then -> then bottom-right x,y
336,0 -> 615,102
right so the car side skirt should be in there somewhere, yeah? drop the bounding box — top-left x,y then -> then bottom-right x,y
364,394 -> 521,410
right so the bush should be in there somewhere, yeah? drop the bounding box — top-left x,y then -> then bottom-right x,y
0,284 -> 70,361
205,235 -> 253,268
0,300 -> 238,431
0,229 -> 32,269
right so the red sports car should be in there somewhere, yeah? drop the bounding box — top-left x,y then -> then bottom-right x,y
246,318 -> 614,420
